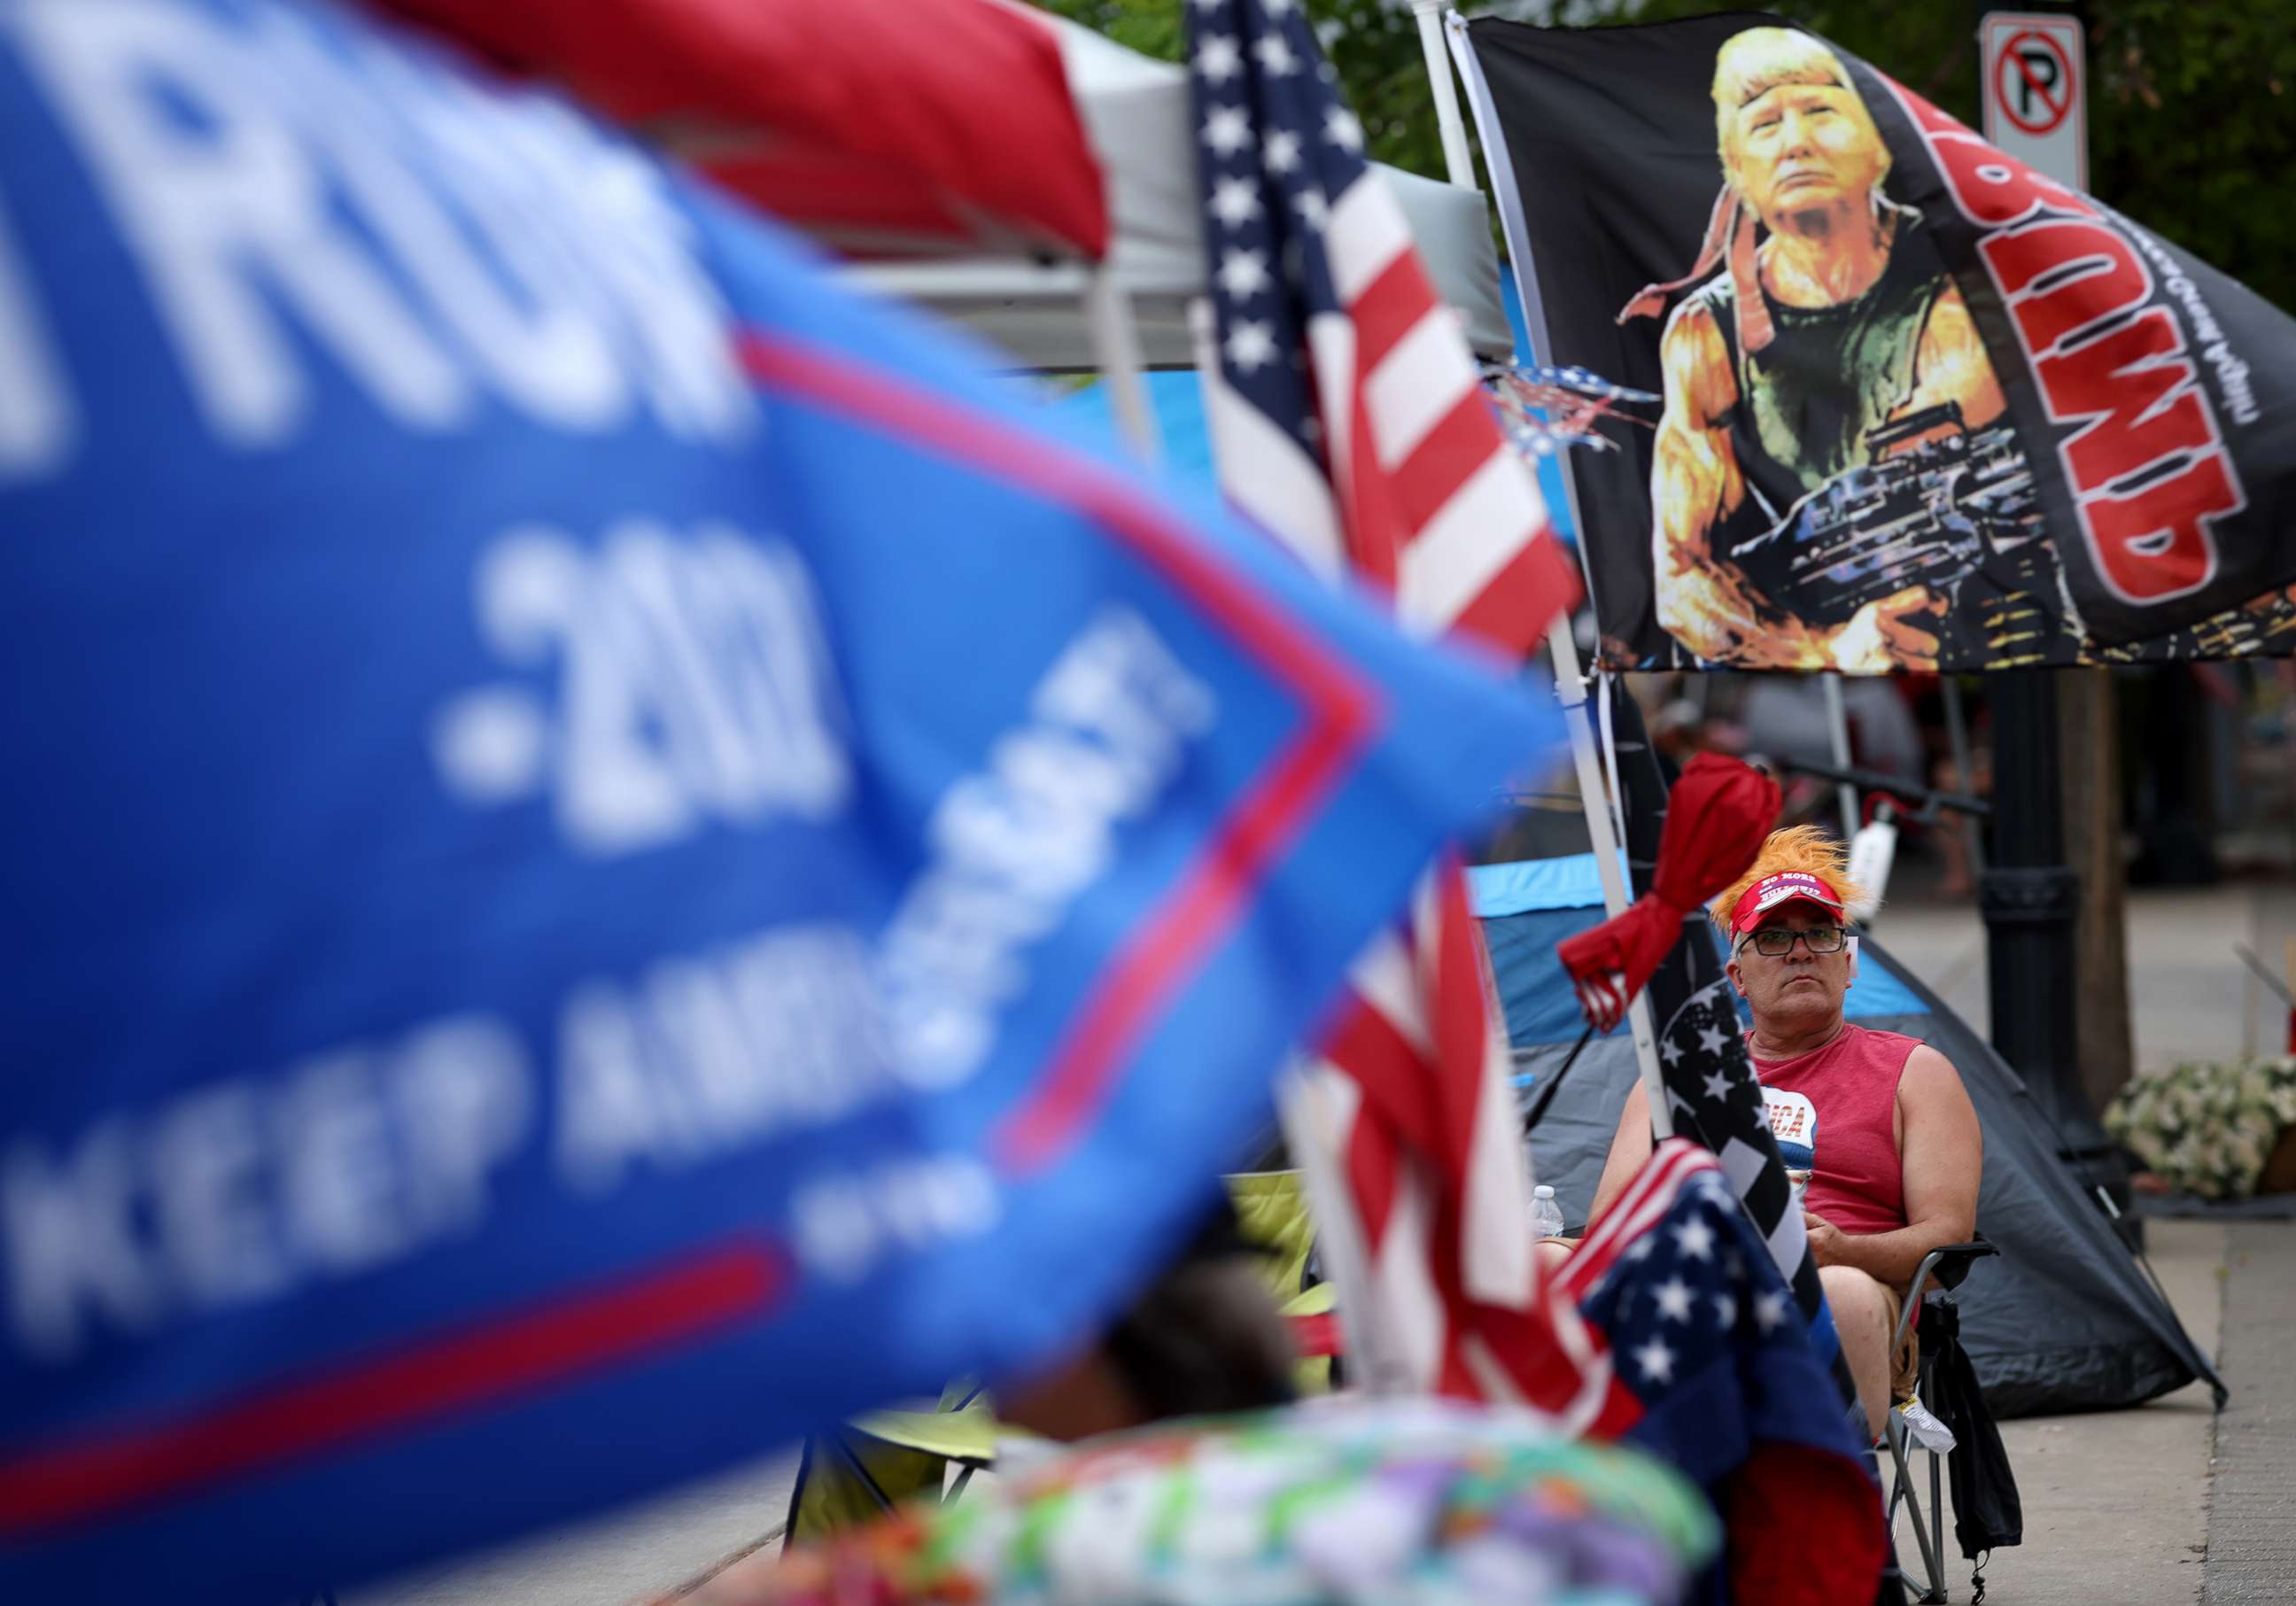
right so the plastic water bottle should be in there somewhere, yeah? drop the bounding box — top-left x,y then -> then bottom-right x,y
1530,1183 -> 1566,1240
1845,810 -> 1897,923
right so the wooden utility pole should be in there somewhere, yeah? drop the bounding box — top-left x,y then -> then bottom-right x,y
2060,667 -> 2134,1114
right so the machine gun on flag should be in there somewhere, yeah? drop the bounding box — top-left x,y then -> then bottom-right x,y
1731,404 -> 2066,663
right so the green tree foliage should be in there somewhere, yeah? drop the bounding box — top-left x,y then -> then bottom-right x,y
1593,0 -> 2296,313
1031,1 -> 1450,180
1033,1 -> 2296,312
2072,3 -> 2296,314
1032,0 -> 1182,60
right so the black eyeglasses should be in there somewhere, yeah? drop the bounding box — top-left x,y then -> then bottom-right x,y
1739,925 -> 1849,957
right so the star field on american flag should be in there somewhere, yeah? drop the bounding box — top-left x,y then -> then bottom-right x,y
1659,977 -> 1761,1115
1580,1165 -> 1801,1393
1549,1135 -> 1873,1525
1189,0 -> 1360,467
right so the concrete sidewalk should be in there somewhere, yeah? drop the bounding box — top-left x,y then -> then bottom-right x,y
1874,878 -> 2296,1075
348,1452 -> 796,1606
1873,874 -> 2296,1601
1893,1217 -> 2226,1605
1893,1212 -> 2296,1606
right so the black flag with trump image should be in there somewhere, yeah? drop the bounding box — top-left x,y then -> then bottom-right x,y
1456,13 -> 2296,671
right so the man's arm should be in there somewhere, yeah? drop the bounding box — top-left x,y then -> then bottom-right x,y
1649,301 -> 1935,671
1805,1044 -> 1982,1288
1897,282 -> 2007,433
1585,1078 -> 1657,1230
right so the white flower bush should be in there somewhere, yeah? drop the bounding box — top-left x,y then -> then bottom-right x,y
2105,1057 -> 2296,1200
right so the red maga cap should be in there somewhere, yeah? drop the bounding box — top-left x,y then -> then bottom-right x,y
1729,871 -> 1844,936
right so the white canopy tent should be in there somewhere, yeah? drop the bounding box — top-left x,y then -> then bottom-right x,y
855,17 -> 1515,372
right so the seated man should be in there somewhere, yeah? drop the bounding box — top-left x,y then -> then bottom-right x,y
1567,826 -> 1982,1438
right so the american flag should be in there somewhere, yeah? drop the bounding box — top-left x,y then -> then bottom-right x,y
1555,1138 -> 1884,1602
1604,682 -> 1860,1416
1184,0 -> 1583,1408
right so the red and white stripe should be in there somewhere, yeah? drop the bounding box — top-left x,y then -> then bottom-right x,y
1557,1137 -> 1726,1305
1308,174 -> 1575,651
1202,161 -> 1584,1411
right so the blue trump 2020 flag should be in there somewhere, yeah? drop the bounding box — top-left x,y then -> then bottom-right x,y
0,1 -> 1562,1601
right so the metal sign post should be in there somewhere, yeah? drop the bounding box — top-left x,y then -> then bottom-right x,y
1977,9 -> 2122,1174
1981,13 -> 2088,192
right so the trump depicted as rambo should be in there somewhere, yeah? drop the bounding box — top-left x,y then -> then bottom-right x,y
1626,27 -> 2011,673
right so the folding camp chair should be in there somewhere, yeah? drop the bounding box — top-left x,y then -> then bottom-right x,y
782,1381 -> 997,1546
1881,1239 -> 2001,1604
781,1171 -> 1317,1547
1229,1168 -> 1344,1394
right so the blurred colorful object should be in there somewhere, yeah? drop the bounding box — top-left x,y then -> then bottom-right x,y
676,1400 -> 1717,1606
1487,365 -> 1657,460
0,2 -> 1558,1600
1554,1143 -> 1884,1604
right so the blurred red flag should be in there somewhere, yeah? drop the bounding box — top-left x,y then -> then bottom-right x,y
373,0 -> 1109,260
1556,753 -> 1780,1032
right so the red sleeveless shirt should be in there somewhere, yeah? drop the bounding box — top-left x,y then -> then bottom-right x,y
1750,1023 -> 1918,1236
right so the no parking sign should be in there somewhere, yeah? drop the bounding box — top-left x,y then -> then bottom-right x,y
1982,12 -> 2086,189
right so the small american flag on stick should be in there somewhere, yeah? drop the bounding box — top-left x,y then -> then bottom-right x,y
1184,0 -> 1587,1412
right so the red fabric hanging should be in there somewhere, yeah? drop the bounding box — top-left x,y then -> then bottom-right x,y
1555,753 -> 1780,1032
371,0 -> 1110,260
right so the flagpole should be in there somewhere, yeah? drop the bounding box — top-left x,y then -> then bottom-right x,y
1548,654 -> 1672,1139
1423,6 -> 1672,1138
1820,672 -> 1858,838
1410,2 -> 1475,199
1085,267 -> 1164,468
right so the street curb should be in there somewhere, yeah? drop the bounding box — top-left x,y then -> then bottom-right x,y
2202,1223 -> 2296,1602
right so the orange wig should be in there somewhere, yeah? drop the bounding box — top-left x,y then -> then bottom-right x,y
1708,824 -> 1870,936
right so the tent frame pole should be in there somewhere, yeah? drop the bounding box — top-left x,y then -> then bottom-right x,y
1084,267 -> 1163,467
1822,673 -> 1858,837
1426,8 -> 1671,1138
